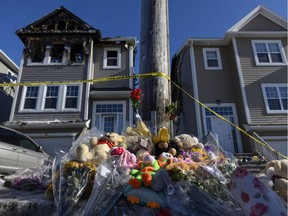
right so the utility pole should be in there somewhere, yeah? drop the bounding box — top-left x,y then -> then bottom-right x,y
139,0 -> 171,132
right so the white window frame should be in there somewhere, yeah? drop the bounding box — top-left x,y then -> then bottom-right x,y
62,84 -> 82,111
203,48 -> 222,70
92,101 -> 126,134
261,83 -> 288,114
103,47 -> 121,69
42,85 -> 60,111
19,84 -> 82,112
251,40 -> 287,66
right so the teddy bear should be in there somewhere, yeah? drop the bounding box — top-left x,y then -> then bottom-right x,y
173,134 -> 199,150
264,159 -> 288,202
129,154 -> 161,188
97,132 -> 127,149
126,135 -> 154,155
159,160 -> 202,182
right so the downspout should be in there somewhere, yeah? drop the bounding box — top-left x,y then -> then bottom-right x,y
9,50 -> 25,122
84,39 -> 93,122
189,41 -> 203,139
232,37 -> 251,124
128,43 -> 134,124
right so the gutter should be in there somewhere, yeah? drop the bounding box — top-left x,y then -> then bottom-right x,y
4,120 -> 89,130
243,124 -> 288,132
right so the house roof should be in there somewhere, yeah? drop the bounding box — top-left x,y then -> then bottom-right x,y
0,49 -> 19,74
174,5 -> 287,57
227,5 -> 287,32
16,6 -> 101,43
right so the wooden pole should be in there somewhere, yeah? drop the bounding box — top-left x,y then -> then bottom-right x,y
139,0 -> 171,131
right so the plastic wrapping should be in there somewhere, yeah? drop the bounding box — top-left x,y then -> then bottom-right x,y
81,152 -> 132,216
52,127 -> 101,216
3,165 -> 51,190
167,181 -> 242,216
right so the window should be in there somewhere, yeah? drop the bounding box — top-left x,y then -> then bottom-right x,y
93,102 -> 125,134
70,43 -> 84,63
7,71 -> 17,83
251,40 -> 286,66
27,43 -> 84,65
103,48 -> 121,69
44,86 -> 59,109
65,85 -> 79,109
30,43 -> 45,63
50,44 -> 64,63
24,86 -> 39,109
261,84 -> 288,114
203,48 -> 222,70
20,84 -> 82,112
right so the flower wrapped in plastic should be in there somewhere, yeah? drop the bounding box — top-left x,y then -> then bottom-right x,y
52,127 -> 102,216
52,157 -> 96,216
185,164 -> 240,209
3,165 -> 51,191
80,148 -> 135,216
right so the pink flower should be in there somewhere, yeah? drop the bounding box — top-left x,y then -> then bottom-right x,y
250,203 -> 268,216
241,191 -> 250,203
234,167 -> 249,178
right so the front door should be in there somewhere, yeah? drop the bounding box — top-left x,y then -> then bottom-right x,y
101,115 -> 117,133
203,104 -> 241,153
210,117 -> 234,153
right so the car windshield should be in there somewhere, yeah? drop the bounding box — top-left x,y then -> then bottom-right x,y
0,127 -> 39,151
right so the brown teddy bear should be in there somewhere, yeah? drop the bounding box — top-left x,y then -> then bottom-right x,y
173,134 -> 199,150
265,159 -> 288,202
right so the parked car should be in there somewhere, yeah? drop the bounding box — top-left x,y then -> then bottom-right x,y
0,125 -> 51,174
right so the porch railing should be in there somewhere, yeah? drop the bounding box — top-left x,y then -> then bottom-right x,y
251,132 -> 283,161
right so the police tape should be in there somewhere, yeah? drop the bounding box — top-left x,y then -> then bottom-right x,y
1,71 -> 286,159
0,72 -> 169,87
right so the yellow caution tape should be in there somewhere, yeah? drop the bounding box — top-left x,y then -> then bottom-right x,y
1,71 -> 286,159
0,72 -> 169,87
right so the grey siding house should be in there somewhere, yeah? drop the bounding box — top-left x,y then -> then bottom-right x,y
171,5 -> 287,156
4,6 -> 137,155
0,50 -> 19,123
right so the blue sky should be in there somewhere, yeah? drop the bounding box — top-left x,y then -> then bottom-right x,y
0,0 -> 287,72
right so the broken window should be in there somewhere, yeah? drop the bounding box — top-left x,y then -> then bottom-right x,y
30,43 -> 45,63
70,43 -> 83,63
50,44 -> 64,63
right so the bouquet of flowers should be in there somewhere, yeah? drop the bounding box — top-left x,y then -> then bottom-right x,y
52,157 -> 96,216
81,151 -> 131,216
130,88 -> 141,110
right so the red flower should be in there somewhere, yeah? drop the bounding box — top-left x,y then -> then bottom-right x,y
250,203 -> 268,216
253,177 -> 268,194
130,88 -> 142,109
241,191 -> 250,203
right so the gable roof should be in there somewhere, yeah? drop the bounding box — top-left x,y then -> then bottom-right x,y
227,5 -> 287,32
16,6 -> 101,42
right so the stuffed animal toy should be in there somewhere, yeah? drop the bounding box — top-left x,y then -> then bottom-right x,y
157,152 -> 174,168
264,159 -> 288,202
163,160 -> 204,182
75,143 -> 93,162
99,132 -> 127,149
136,149 -> 150,161
126,135 -> 154,155
173,134 -> 199,150
129,155 -> 160,188
152,127 -> 169,144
